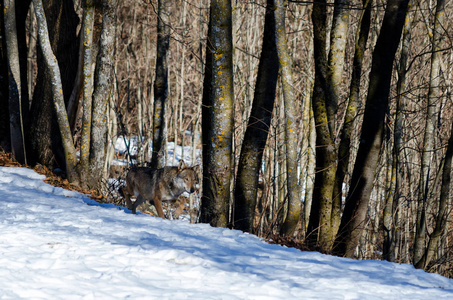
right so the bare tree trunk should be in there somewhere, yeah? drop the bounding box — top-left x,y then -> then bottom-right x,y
275,0 -> 302,236
234,0 -> 279,233
33,0 -> 79,182
89,0 -> 118,187
151,0 -> 170,169
80,0 -> 95,168
4,0 -> 27,164
414,0 -> 446,267
333,0 -> 410,258
333,0 -> 371,251
383,1 -> 413,262
200,0 -> 234,228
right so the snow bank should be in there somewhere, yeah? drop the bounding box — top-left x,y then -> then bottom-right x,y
1,166 -> 452,299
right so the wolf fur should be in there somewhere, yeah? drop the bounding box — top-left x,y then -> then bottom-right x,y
123,160 -> 198,218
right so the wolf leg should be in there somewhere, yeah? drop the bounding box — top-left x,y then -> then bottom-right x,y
131,195 -> 145,214
153,196 -> 166,219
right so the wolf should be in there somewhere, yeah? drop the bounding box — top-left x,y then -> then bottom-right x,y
123,160 -> 198,219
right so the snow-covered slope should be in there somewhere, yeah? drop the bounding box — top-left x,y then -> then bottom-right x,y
1,166 -> 452,299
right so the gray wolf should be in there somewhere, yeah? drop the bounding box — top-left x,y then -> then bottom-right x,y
123,160 -> 198,218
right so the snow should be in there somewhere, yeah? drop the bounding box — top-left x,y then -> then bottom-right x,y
1,166 -> 453,299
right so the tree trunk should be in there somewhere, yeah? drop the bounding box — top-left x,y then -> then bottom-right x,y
333,0 -> 410,258
414,0 -> 446,267
332,0 -> 371,251
151,0 -> 170,169
383,1 -> 413,262
275,0 -> 302,236
80,0 -> 95,168
234,0 -> 279,233
89,0 -> 118,188
28,0 -> 79,170
0,2 -> 10,150
200,0 -> 234,228
32,0 -> 79,182
4,0 -> 26,164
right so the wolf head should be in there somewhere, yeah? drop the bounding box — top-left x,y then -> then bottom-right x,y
177,160 -> 199,194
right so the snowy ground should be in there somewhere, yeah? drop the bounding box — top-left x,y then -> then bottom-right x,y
1,166 -> 453,299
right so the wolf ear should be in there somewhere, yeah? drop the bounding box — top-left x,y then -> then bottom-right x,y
193,165 -> 200,173
178,160 -> 186,170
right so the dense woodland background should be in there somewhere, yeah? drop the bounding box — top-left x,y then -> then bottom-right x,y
1,0 -> 453,278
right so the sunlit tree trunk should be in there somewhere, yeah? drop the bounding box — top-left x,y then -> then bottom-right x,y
332,0 -> 371,251
234,0 -> 279,233
28,0 -> 78,169
414,0 -> 446,267
151,0 -> 170,169
80,0 -> 95,168
33,0 -> 78,182
200,0 -> 234,228
333,0 -> 410,258
308,0 -> 351,250
89,0 -> 118,186
275,0 -> 302,236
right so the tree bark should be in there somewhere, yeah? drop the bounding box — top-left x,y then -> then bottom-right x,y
33,0 -> 79,182
414,0 -> 446,267
333,0 -> 410,258
383,1 -> 413,262
275,0 -> 302,236
89,0 -> 118,187
28,0 -> 79,169
332,0 -> 370,251
234,0 -> 279,233
151,0 -> 170,169
200,0 -> 234,228
4,0 -> 26,164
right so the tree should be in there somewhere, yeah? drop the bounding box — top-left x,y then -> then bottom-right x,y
151,0 -> 171,169
307,0 -> 352,251
200,0 -> 234,228
32,0 -> 118,188
275,0 -> 302,236
3,0 -> 28,164
413,0 -> 446,266
234,0 -> 279,233
333,0 -> 410,258
28,0 -> 79,169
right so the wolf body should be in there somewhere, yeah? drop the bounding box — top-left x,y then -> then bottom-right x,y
123,160 -> 198,218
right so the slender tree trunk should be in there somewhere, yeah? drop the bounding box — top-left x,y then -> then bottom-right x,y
307,0 -> 335,249
89,0 -> 118,187
151,0 -> 170,169
28,0 -> 79,169
414,0 -> 446,266
4,0 -> 26,164
383,1 -> 413,262
333,0 -> 410,258
275,0 -> 302,236
80,0 -> 95,168
33,0 -> 79,182
234,0 -> 279,233
200,0 -> 234,228
333,0 -> 371,250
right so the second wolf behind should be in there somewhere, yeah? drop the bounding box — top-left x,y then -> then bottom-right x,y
123,160 -> 198,218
